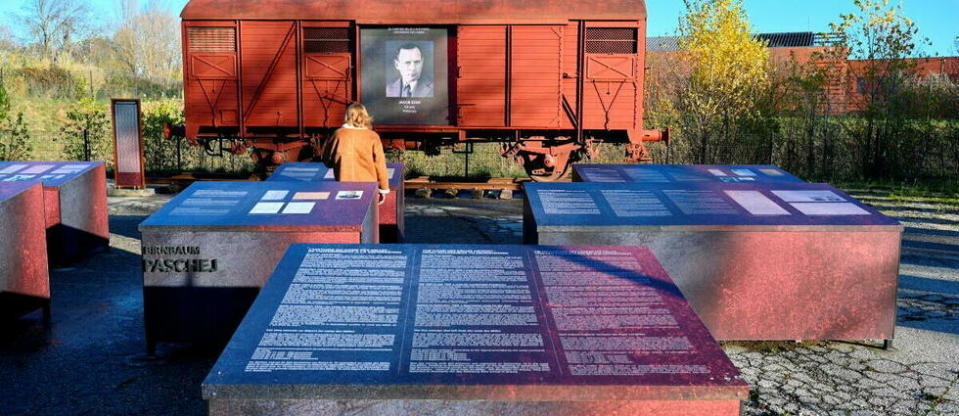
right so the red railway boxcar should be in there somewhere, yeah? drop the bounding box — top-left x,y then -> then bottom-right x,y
175,0 -> 667,180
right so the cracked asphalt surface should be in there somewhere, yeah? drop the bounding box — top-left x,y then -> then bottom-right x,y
1,187 -> 957,416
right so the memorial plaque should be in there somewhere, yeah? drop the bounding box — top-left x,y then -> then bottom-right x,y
138,181 -> 379,351
572,164 -> 804,184
268,162 -> 406,242
0,182 -> 50,319
111,99 -> 146,189
204,244 -> 747,415
0,161 -> 109,266
524,182 -> 902,342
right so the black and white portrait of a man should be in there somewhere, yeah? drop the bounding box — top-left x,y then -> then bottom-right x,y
386,43 -> 434,98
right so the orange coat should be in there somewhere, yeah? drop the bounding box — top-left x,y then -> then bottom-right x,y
323,127 -> 390,191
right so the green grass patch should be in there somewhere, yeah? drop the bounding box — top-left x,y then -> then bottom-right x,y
920,392 -> 949,404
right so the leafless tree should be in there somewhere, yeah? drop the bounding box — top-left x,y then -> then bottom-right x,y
113,0 -> 181,83
0,24 -> 16,53
19,0 -> 91,65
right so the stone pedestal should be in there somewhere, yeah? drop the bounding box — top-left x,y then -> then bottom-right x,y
0,182 -> 50,319
573,164 -> 804,184
138,181 -> 378,351
203,244 -> 748,415
0,161 -> 109,266
269,162 -> 405,243
524,182 -> 902,342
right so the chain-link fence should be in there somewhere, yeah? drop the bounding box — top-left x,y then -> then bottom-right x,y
8,121 -> 958,183
644,119 -> 959,182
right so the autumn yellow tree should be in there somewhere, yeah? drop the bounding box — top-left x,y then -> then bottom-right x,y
676,0 -> 769,163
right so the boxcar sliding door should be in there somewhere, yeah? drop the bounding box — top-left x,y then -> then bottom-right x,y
582,23 -> 641,133
183,22 -> 240,138
510,26 -> 563,129
457,26 -> 507,127
240,21 -> 300,133
302,24 -> 353,129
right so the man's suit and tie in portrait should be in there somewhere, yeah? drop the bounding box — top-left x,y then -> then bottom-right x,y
386,43 -> 434,98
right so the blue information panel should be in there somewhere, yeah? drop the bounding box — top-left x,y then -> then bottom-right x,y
0,161 -> 103,188
141,181 -> 377,229
525,182 -> 899,228
205,244 -> 746,395
268,162 -> 404,188
573,164 -> 804,184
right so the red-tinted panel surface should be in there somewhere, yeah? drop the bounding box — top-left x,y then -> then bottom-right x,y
0,183 -> 49,300
112,100 -> 146,188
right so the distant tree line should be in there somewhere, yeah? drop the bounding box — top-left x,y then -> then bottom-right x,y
0,0 -> 182,100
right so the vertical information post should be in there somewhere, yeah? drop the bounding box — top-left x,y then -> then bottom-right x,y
111,99 -> 146,189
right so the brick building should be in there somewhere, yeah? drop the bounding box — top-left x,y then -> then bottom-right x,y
647,32 -> 959,114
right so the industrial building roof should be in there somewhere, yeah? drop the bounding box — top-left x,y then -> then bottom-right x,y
648,32 -> 838,52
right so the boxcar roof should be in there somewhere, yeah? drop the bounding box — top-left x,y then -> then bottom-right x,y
181,0 -> 647,23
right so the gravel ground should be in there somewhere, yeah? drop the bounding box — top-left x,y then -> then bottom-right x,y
1,187 -> 957,416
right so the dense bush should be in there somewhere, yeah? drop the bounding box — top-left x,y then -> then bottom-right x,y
100,73 -> 181,101
13,66 -> 86,100
0,80 -> 31,161
58,97 -> 111,162
141,98 -> 184,174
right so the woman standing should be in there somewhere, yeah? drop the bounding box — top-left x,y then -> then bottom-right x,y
323,104 -> 390,205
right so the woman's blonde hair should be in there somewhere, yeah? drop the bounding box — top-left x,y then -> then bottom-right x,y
344,103 -> 373,129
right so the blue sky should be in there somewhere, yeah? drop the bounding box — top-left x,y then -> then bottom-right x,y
648,0 -> 959,57
2,0 -> 957,56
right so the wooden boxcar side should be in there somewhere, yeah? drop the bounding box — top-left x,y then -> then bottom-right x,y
177,0 -> 664,178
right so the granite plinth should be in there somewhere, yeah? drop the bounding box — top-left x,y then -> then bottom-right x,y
524,182 -> 902,342
138,181 -> 379,350
0,161 -> 109,266
268,162 -> 406,242
0,182 -> 50,319
203,244 -> 748,415
572,164 -> 804,184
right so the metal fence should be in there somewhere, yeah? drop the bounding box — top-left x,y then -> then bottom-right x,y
645,124 -> 959,182
7,125 -> 958,182
1,130 -> 256,178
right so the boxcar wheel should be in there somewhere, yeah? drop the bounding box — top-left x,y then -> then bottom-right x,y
521,153 -> 573,182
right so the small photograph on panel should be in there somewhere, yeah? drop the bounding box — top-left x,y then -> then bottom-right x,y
336,191 -> 364,200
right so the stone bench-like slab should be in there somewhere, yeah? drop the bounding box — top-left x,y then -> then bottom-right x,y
203,244 -> 748,415
524,181 -> 902,343
0,161 -> 109,266
139,181 -> 379,352
572,164 -> 804,184
0,182 -> 50,320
